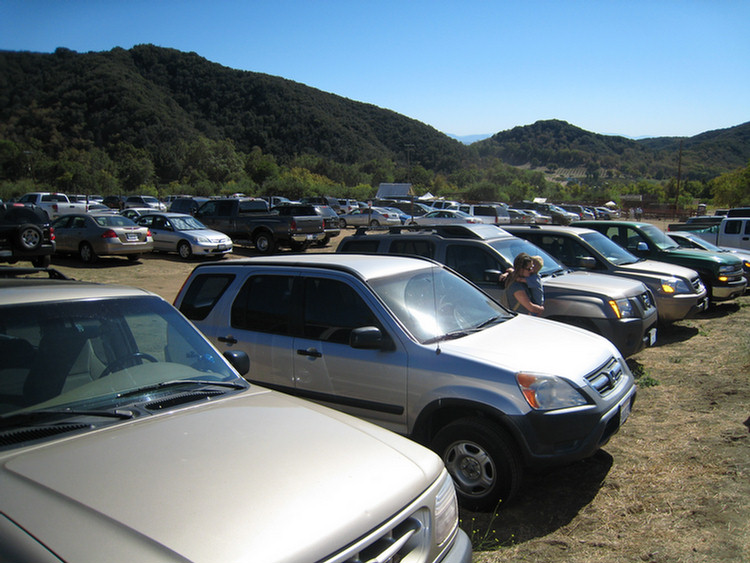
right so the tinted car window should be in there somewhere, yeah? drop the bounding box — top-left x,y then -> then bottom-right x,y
445,244 -> 503,283
179,273 -> 236,321
389,240 -> 434,258
303,278 -> 380,344
339,239 -> 381,253
231,275 -> 295,335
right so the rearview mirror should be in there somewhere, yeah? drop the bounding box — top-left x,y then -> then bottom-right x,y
350,326 -> 388,350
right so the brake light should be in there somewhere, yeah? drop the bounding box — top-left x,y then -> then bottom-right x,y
50,227 -> 55,241
101,229 -> 118,239
290,219 -> 297,231
52,204 -> 59,212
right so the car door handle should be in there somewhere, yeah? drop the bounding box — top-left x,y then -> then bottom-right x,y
218,335 -> 238,345
297,347 -> 322,358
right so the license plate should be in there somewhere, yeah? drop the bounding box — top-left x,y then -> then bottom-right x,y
126,234 -> 139,241
217,245 -> 227,251
306,234 -> 316,240
620,397 -> 632,425
648,328 -> 657,346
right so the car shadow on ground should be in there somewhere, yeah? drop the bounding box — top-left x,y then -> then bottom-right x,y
458,450 -> 613,549
51,255 -> 143,269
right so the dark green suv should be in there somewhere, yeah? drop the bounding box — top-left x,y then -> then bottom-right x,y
574,221 -> 746,303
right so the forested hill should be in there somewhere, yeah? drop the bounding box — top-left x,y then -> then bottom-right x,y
475,119 -> 750,181
0,45 -> 467,174
0,44 -> 747,189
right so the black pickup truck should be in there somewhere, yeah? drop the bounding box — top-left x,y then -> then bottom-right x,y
0,202 -> 55,267
194,198 -> 324,254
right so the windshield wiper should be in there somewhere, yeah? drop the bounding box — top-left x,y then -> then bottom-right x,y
474,315 -> 506,329
116,379 -> 247,399
0,408 -> 134,430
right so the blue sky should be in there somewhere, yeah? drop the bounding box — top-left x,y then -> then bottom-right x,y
1,0 -> 748,139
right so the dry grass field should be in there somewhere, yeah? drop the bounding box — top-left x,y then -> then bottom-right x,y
42,221 -> 750,562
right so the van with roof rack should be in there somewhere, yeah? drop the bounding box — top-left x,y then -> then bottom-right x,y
337,224 -> 658,357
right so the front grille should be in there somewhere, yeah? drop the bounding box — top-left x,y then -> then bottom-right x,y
323,509 -> 429,563
691,276 -> 704,293
585,357 -> 623,396
638,290 -> 655,312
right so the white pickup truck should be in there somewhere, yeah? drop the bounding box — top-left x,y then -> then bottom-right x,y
668,214 -> 750,251
17,192 -> 90,220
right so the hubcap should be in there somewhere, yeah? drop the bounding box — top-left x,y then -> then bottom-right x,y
444,440 -> 496,497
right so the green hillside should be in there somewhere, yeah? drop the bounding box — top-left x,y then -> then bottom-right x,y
0,45 -> 747,206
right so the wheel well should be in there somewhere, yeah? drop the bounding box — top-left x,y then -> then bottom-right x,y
412,399 -> 520,451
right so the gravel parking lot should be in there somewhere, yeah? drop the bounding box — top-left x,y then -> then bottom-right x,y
43,225 -> 750,562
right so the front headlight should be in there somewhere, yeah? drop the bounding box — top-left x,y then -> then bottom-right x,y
516,373 -> 589,410
609,298 -> 636,318
195,236 -> 210,243
659,277 -> 690,294
434,472 -> 459,546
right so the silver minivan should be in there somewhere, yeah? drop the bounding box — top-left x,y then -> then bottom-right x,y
175,254 -> 637,510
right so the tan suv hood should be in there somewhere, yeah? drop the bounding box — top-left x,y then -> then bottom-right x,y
0,389 -> 442,563
618,259 -> 699,279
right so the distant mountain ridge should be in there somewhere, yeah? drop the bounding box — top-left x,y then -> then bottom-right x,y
475,119 -> 750,181
0,45 -> 747,185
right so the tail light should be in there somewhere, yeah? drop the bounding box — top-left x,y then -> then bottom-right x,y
290,219 -> 297,231
49,227 -> 55,241
101,229 -> 118,239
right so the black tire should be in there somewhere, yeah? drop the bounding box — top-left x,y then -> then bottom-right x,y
31,254 -> 51,268
177,240 -> 193,259
254,232 -> 276,254
127,254 -> 141,262
430,418 -> 521,510
79,242 -> 97,263
339,219 -> 347,229
315,235 -> 331,248
15,224 -> 43,251
369,219 -> 380,227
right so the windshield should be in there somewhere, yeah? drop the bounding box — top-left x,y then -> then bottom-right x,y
641,224 -> 679,250
580,231 -> 639,264
488,238 -> 565,276
674,233 -> 721,252
0,296 -> 241,419
369,266 -> 512,344
171,216 -> 207,230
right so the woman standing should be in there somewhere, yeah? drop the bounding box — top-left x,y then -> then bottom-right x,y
504,252 -> 545,316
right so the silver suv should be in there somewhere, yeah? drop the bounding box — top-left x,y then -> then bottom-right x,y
0,271 -> 469,563
175,254 -> 637,510
337,224 -> 658,357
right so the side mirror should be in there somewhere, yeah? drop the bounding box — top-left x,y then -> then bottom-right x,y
579,256 -> 596,269
636,242 -> 649,252
223,350 -> 250,376
350,326 -> 387,350
484,269 -> 502,282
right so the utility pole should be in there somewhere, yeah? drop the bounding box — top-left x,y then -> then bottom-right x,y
674,141 -> 683,218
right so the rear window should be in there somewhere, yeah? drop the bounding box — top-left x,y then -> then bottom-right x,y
339,240 -> 381,253
178,273 -> 235,321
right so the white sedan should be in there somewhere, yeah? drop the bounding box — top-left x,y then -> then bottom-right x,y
409,209 -> 482,225
137,212 -> 232,259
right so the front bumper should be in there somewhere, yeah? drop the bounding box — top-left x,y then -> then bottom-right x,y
655,292 -> 709,322
710,278 -> 748,301
509,368 -> 637,468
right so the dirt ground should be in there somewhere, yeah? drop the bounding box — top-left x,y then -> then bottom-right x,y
42,223 -> 750,563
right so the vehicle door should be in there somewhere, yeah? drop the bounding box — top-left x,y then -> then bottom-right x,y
443,243 -> 507,302
195,200 -> 235,237
144,215 -> 173,252
50,215 -> 75,252
190,272 -> 298,392
293,274 -> 409,434
720,219 -> 750,250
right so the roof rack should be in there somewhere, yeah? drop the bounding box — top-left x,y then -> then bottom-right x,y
351,224 -> 501,240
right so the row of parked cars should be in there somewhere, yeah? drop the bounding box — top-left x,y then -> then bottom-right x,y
1,207 -> 747,560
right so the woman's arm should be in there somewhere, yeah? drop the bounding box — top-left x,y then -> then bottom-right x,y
513,289 -> 544,315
